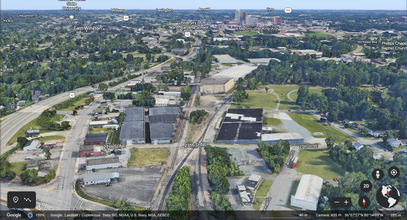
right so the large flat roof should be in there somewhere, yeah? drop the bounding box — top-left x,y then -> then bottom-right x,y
261,133 -> 304,141
149,114 -> 179,124
223,108 -> 263,123
217,122 -> 262,141
84,133 -> 108,142
212,65 -> 257,80
291,175 -> 323,211
248,58 -> 281,63
124,107 -> 144,121
83,173 -> 111,182
120,121 -> 144,140
201,78 -> 233,86
213,54 -> 237,61
86,156 -> 120,166
149,107 -> 181,116
150,123 -> 174,139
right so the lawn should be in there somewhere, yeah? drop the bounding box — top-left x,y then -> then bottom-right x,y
57,98 -> 88,111
235,31 -> 259,35
7,115 -> 65,145
36,135 -> 66,143
286,178 -> 302,209
10,161 -> 28,176
288,113 -> 356,143
256,180 -> 273,197
89,127 -> 108,134
304,31 -> 335,39
296,148 -> 346,181
289,87 -> 324,102
263,117 -> 282,126
128,148 -> 169,167
232,90 -> 278,110
253,197 -> 265,210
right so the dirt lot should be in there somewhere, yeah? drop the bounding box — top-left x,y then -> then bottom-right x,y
196,95 -> 221,108
186,113 -> 213,143
8,145 -> 63,163
81,166 -> 164,208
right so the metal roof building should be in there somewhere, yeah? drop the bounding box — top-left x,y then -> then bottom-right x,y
200,78 -> 235,94
23,140 -> 40,151
150,123 -> 175,144
212,65 -> 257,81
120,121 -> 145,144
84,133 -> 108,145
213,54 -> 237,63
124,107 -> 144,121
86,156 -> 120,170
149,114 -> 179,124
261,133 -> 304,145
244,174 -> 262,191
290,175 -> 323,211
83,173 -> 111,185
149,107 -> 181,116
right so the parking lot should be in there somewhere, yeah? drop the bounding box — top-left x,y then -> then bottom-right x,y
81,166 -> 164,208
8,145 -> 63,163
228,148 -> 272,175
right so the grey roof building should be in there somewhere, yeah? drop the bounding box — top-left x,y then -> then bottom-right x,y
149,107 -> 181,116
150,123 -> 175,144
120,121 -> 145,144
27,159 -> 40,170
149,114 -> 179,124
124,107 -> 144,121
86,156 -> 120,170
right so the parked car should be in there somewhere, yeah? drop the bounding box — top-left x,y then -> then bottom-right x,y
333,178 -> 338,182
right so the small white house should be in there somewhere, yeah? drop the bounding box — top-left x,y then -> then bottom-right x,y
353,142 -> 364,151
387,138 -> 401,148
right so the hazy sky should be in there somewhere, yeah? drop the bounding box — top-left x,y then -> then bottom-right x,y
2,0 -> 406,10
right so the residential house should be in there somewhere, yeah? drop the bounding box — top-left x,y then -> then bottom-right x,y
387,138 -> 401,148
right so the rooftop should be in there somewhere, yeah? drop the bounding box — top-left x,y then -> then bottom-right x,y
149,114 -> 179,124
200,78 -> 233,86
217,122 -> 262,141
83,173 -> 111,182
223,109 -> 263,123
24,140 -> 40,148
248,174 -> 262,182
213,54 -> 237,61
86,156 -> 120,166
212,65 -> 257,80
261,133 -> 304,141
149,107 -> 181,116
84,133 -> 108,142
27,159 -> 40,168
150,123 -> 174,140
80,145 -> 95,151
120,121 -> 144,139
124,107 -> 144,121
291,175 -> 323,211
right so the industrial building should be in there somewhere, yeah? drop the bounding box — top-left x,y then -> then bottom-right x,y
212,65 -> 257,81
150,123 -> 175,144
124,107 -> 144,121
200,78 -> 234,94
86,156 -> 120,171
248,58 -> 281,65
23,140 -> 41,151
213,54 -> 237,64
237,185 -> 252,205
244,174 -> 262,191
261,133 -> 304,145
149,106 -> 181,116
120,121 -> 145,144
84,133 -> 108,145
25,130 -> 40,137
79,145 -> 102,157
89,121 -> 109,127
83,172 -> 120,185
216,109 -> 263,144
290,175 -> 323,211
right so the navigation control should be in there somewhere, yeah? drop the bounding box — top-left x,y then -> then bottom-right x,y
360,180 -> 372,192
388,166 -> 400,178
372,168 -> 384,180
7,191 -> 36,208
358,196 -> 370,208
376,185 -> 400,208
331,197 -> 352,208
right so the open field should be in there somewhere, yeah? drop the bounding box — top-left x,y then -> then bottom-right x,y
36,135 -> 66,143
10,161 -> 28,176
57,98 -> 88,111
263,117 -> 282,126
232,90 -> 278,109
289,87 -> 324,102
253,197 -> 265,210
7,115 -> 66,145
304,31 -> 335,39
296,148 -> 346,181
286,178 -> 302,209
128,148 -> 169,167
89,127 -> 108,134
256,180 -> 273,197
288,113 -> 356,143
235,31 -> 259,35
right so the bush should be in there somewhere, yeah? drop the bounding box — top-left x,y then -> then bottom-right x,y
190,109 -> 208,124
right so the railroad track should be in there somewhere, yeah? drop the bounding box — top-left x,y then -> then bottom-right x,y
157,94 -> 233,211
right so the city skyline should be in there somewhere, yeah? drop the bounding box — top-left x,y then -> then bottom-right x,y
2,0 -> 406,10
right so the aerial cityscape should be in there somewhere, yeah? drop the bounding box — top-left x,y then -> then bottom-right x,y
0,1 -> 406,219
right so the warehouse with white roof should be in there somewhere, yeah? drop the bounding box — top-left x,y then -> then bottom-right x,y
261,132 -> 304,145
212,65 -> 257,81
290,175 -> 323,211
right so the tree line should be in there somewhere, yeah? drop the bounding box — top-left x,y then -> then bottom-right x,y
257,140 -> 290,173
165,166 -> 191,219
189,110 -> 208,124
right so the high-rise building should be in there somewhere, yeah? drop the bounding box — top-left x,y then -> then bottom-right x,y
274,16 -> 282,25
235,9 -> 240,23
246,16 -> 258,27
240,11 -> 247,24
298,14 -> 306,24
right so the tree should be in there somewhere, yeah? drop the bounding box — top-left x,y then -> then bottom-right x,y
17,137 -> 29,149
360,127 -> 368,137
382,130 -> 394,143
181,86 -> 190,100
265,87 -> 269,93
105,107 -> 110,114
72,110 -> 77,115
103,92 -> 115,101
344,140 -> 353,151
98,83 -> 109,92
247,77 -> 259,90
325,136 -> 335,149
43,147 -> 52,160
296,85 -> 309,104
61,121 -> 70,130
327,111 -> 338,122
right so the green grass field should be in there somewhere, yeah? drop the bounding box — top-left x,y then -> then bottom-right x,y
263,117 -> 282,126
296,148 -> 346,181
36,135 -> 66,143
286,179 -> 302,209
304,31 -> 335,39
253,197 -> 265,210
289,87 -> 324,102
128,148 -> 169,167
288,113 -> 356,143
233,90 -> 278,109
57,98 -> 88,111
256,180 -> 273,197
89,127 -> 108,134
7,114 -> 65,145
235,31 -> 259,35
10,161 -> 28,176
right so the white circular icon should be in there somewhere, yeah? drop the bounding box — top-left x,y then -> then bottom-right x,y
123,15 -> 129,21
185,32 -> 191,37
284,7 -> 292,13
69,93 -> 75,98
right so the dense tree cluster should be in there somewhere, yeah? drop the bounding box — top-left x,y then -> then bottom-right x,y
257,140 -> 290,173
20,168 -> 56,185
189,110 -> 208,124
205,145 -> 243,194
130,83 -> 156,93
210,192 -> 237,219
323,138 -> 406,210
180,86 -> 190,101
156,70 -> 191,85
165,166 -> 191,219
132,91 -> 156,107
53,93 -> 88,110
233,85 -> 248,102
